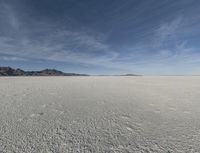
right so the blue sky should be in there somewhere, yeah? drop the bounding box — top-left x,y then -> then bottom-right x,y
0,0 -> 200,75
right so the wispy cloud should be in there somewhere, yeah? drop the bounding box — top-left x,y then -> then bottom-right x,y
0,2 -> 20,31
0,2 -> 119,66
0,55 -> 27,61
157,17 -> 182,39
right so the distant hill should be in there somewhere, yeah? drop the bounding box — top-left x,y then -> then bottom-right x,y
123,74 -> 142,76
0,67 -> 89,76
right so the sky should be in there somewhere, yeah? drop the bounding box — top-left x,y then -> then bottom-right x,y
0,0 -> 200,75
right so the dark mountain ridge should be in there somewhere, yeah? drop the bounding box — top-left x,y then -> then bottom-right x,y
0,67 -> 88,76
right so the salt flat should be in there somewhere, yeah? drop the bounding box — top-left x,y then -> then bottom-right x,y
0,76 -> 200,153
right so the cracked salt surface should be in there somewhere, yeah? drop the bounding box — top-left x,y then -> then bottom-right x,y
0,76 -> 200,152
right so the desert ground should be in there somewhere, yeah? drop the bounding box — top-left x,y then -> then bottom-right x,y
0,76 -> 200,153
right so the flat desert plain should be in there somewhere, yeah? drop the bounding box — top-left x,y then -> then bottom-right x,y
0,76 -> 200,153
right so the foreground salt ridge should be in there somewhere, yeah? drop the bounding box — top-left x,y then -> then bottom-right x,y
0,76 -> 200,152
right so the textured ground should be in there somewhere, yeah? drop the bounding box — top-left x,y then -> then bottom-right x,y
0,76 -> 200,153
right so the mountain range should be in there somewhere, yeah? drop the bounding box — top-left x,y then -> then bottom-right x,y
0,67 -> 88,76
